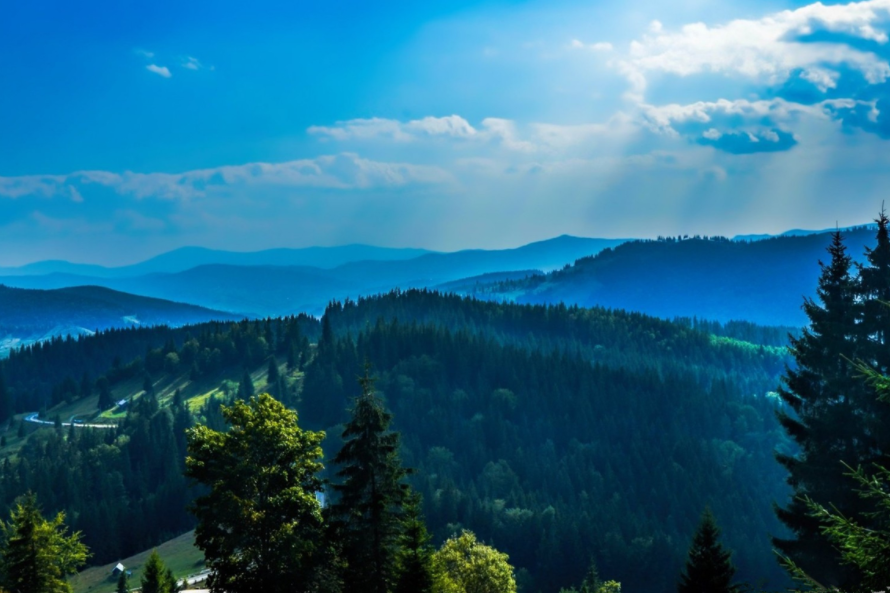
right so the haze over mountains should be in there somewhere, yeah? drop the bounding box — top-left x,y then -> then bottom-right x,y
1,224 -> 877,333
0,236 -> 626,316
0,285 -> 240,357
457,226 -> 878,327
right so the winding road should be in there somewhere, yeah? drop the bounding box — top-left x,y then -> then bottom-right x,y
24,413 -> 116,429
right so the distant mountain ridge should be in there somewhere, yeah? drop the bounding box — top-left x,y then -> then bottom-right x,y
453,227 -> 878,326
0,236 -> 626,316
0,285 -> 242,357
0,244 -> 436,278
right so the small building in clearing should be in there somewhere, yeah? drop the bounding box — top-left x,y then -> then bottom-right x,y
111,563 -> 125,576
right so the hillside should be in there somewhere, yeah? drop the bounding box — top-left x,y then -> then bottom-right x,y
455,227 -> 878,326
0,236 -> 625,316
0,285 -> 243,357
0,292 -> 795,593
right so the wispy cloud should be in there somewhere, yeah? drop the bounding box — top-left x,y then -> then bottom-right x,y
181,56 -> 203,70
146,64 -> 172,78
569,39 -> 613,52
0,154 -> 454,202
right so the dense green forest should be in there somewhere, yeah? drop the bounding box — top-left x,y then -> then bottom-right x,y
0,289 -> 794,592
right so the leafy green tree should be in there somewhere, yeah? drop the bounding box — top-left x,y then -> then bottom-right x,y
774,230 -> 866,585
395,492 -> 435,593
141,550 -> 173,593
678,509 -> 740,593
185,393 -> 326,593
432,530 -> 516,593
328,370 -> 411,593
0,494 -> 89,593
116,570 -> 129,593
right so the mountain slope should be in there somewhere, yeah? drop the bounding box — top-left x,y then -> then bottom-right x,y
0,285 -> 242,356
457,227 -> 877,326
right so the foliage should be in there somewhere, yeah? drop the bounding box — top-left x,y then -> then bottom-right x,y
0,494 -> 89,593
185,394 -> 326,593
328,370 -> 411,593
394,492 -> 435,593
140,550 -> 175,593
775,221 -> 890,587
678,509 -> 740,593
116,570 -> 129,593
431,530 -> 516,593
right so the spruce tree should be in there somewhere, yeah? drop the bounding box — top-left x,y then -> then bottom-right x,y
116,570 -> 129,593
141,550 -> 169,593
0,370 -> 10,424
394,492 -> 434,593
774,230 -> 865,585
678,510 -> 739,593
854,210 -> 890,458
329,369 -> 410,593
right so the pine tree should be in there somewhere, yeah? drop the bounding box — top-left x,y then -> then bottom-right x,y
116,570 -> 129,593
0,370 -> 11,424
394,492 -> 434,593
678,509 -> 739,593
774,230 -> 866,585
854,210 -> 890,458
237,371 -> 255,400
97,376 -> 113,411
329,369 -> 411,593
141,550 -> 169,593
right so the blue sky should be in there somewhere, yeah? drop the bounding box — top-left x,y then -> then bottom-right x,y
2,0 -> 890,265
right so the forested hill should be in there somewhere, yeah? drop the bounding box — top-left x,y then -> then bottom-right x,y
0,292 -> 793,592
0,285 -> 243,357
456,226 -> 878,326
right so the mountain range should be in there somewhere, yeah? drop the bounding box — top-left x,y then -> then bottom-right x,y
455,226 -> 878,326
0,236 -> 626,316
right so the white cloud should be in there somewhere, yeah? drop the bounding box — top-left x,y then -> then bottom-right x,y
639,97 -> 865,135
620,0 -> 890,98
309,115 -> 613,152
146,64 -> 172,78
0,154 -> 454,201
182,56 -> 203,70
570,39 -> 613,52
135,49 -> 155,59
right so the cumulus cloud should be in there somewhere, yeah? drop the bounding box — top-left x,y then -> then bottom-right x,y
619,0 -> 890,98
146,64 -> 172,78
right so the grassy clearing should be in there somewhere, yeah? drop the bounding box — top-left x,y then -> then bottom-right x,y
70,531 -> 204,593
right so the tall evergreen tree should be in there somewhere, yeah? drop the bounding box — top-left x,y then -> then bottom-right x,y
141,550 -> 171,593
0,370 -> 11,424
678,510 -> 739,593
329,370 -> 410,593
394,492 -> 434,593
116,570 -> 129,593
774,230 -> 865,585
854,210 -> 890,458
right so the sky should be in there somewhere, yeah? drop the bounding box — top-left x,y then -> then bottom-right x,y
2,0 -> 890,265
